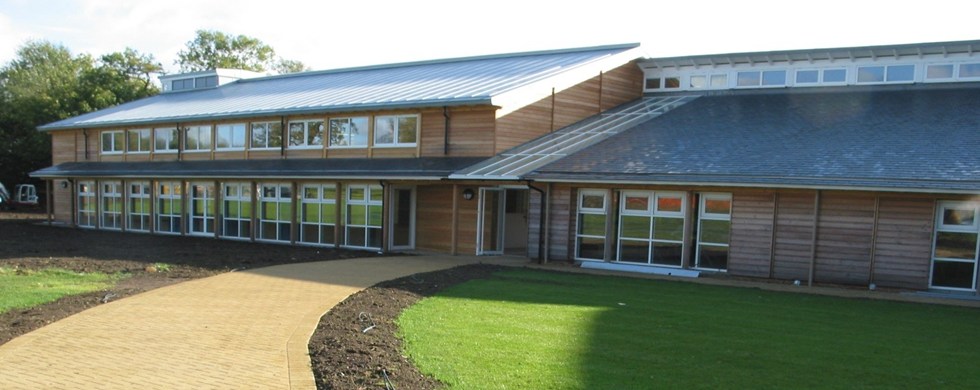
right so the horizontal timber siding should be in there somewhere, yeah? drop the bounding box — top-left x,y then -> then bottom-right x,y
872,197 -> 935,289
728,190 -> 775,278
813,193 -> 875,285
415,185 -> 454,253
771,192 -> 816,281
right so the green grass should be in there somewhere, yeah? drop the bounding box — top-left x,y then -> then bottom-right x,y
398,269 -> 980,389
0,267 -> 124,314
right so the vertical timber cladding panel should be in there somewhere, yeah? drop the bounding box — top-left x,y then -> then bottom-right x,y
728,190 -> 776,278
547,185 -> 572,261
813,192 -> 876,284
771,192 -> 816,280
873,197 -> 935,289
419,107 -> 497,157
414,185 -> 454,253
527,189 -> 542,259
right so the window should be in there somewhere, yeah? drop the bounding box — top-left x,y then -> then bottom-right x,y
374,115 -> 418,146
664,77 -> 680,88
710,74 -> 728,88
288,120 -> 324,148
926,64 -> 955,80
101,131 -> 124,154
959,63 -> 980,78
154,128 -> 179,152
188,183 -> 215,236
737,71 -> 761,87
886,65 -> 915,82
328,117 -> 369,147
100,182 -> 122,230
738,70 -> 785,87
157,181 -> 182,234
858,65 -> 914,84
823,69 -> 846,83
77,181 -> 96,228
761,70 -> 786,86
184,125 -> 212,151
221,182 -> 252,240
695,194 -> 731,270
195,76 -> 217,88
645,78 -> 661,89
796,70 -> 819,84
617,191 -> 686,267
172,79 -> 194,91
128,181 -> 150,232
258,183 -> 292,242
576,190 -> 607,261
300,184 -> 337,246
346,185 -> 383,249
857,66 -> 885,83
931,201 -> 980,291
689,75 -> 707,89
215,124 -> 246,150
127,129 -> 151,153
251,122 -> 283,149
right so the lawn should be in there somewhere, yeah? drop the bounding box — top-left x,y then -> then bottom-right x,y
398,269 -> 980,389
0,267 -> 124,314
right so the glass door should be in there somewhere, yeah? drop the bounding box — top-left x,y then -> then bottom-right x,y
477,188 -> 505,255
390,186 -> 415,250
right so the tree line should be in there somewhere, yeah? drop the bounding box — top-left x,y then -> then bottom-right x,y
0,30 -> 307,188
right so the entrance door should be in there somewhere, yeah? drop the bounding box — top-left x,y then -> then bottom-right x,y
390,187 -> 415,250
477,188 -> 505,255
504,189 -> 529,255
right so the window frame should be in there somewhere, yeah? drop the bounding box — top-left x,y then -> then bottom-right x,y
299,184 -> 338,246
328,117 -> 370,148
100,182 -> 123,230
257,182 -> 293,242
345,184 -> 383,250
77,181 -> 97,228
250,122 -> 284,150
288,120 -> 325,149
156,181 -> 183,235
187,182 -> 216,236
183,125 -> 212,152
101,130 -> 125,154
154,127 -> 180,153
127,181 -> 151,232
126,129 -> 151,154
930,201 -> 980,291
575,189 -> 608,261
373,114 -> 419,147
694,193 -> 732,271
215,123 -> 247,151
616,190 -> 687,267
221,182 -> 252,240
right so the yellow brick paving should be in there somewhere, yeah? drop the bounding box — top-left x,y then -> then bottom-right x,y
0,255 -> 526,389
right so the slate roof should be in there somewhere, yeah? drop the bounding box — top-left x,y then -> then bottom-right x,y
31,157 -> 484,180
38,43 -> 639,131
527,84 -> 980,192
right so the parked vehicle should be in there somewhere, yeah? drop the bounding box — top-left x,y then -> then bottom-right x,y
0,183 -> 38,210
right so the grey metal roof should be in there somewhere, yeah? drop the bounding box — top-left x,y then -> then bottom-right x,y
450,96 -> 697,180
31,157 -> 484,180
641,39 -> 980,69
527,84 -> 980,193
39,43 -> 640,131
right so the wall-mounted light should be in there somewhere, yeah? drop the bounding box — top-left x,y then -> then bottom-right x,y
462,188 -> 475,201
60,180 -> 69,189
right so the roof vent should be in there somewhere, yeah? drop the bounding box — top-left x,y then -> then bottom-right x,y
158,69 -> 265,93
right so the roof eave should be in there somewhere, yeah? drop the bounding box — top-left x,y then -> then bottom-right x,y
527,176 -> 980,195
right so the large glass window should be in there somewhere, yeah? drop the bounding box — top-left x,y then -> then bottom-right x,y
128,181 -> 151,232
695,194 -> 732,271
222,182 -> 252,240
575,190 -> 607,261
288,120 -> 324,148
328,117 -> 369,147
101,131 -> 124,154
188,182 -> 215,236
346,185 -> 383,250
215,124 -> 247,150
184,125 -> 212,151
77,181 -> 96,228
100,182 -> 123,230
258,183 -> 292,242
300,184 -> 337,246
617,191 -> 686,267
127,129 -> 151,153
157,181 -> 183,234
931,201 -> 980,290
250,122 -> 283,149
960,63 -> 980,78
373,115 -> 418,146
154,127 -> 179,152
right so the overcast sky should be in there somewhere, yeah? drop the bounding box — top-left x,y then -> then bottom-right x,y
1,0 -> 978,75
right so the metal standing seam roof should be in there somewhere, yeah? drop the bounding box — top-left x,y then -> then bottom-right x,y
449,96 -> 698,180
38,43 -> 640,131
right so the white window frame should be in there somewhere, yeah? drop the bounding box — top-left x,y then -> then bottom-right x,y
154,127 -> 180,153
188,182 -> 215,236
215,123 -> 247,151
345,184 -> 383,250
695,193 -> 732,271
184,125 -> 212,152
100,181 -> 123,230
126,129 -> 151,154
101,130 -> 125,154
288,120 -> 325,149
930,201 -> 980,291
127,181 -> 151,232
250,122 -> 283,150
328,117 -> 369,148
258,183 -> 292,242
373,114 -> 418,147
617,191 -> 687,267
77,181 -> 96,228
300,184 -> 338,246
221,182 -> 252,240
156,181 -> 183,235
574,189 -> 608,261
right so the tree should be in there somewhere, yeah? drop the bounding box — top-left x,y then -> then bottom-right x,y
176,30 -> 307,74
0,41 -> 162,187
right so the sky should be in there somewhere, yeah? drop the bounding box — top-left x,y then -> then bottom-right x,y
1,0 -> 978,76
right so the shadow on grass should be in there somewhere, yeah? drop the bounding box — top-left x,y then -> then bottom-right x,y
403,267 -> 980,389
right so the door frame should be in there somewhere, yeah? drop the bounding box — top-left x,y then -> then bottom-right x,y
389,185 -> 416,250
476,185 -> 529,256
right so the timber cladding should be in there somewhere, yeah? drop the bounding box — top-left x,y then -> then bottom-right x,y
414,185 -> 454,253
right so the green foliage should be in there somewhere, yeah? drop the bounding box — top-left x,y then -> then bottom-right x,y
0,41 -> 161,186
0,267 -> 124,314
176,30 -> 307,74
399,269 -> 980,389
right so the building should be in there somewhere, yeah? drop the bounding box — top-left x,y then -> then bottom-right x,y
33,40 -> 980,294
